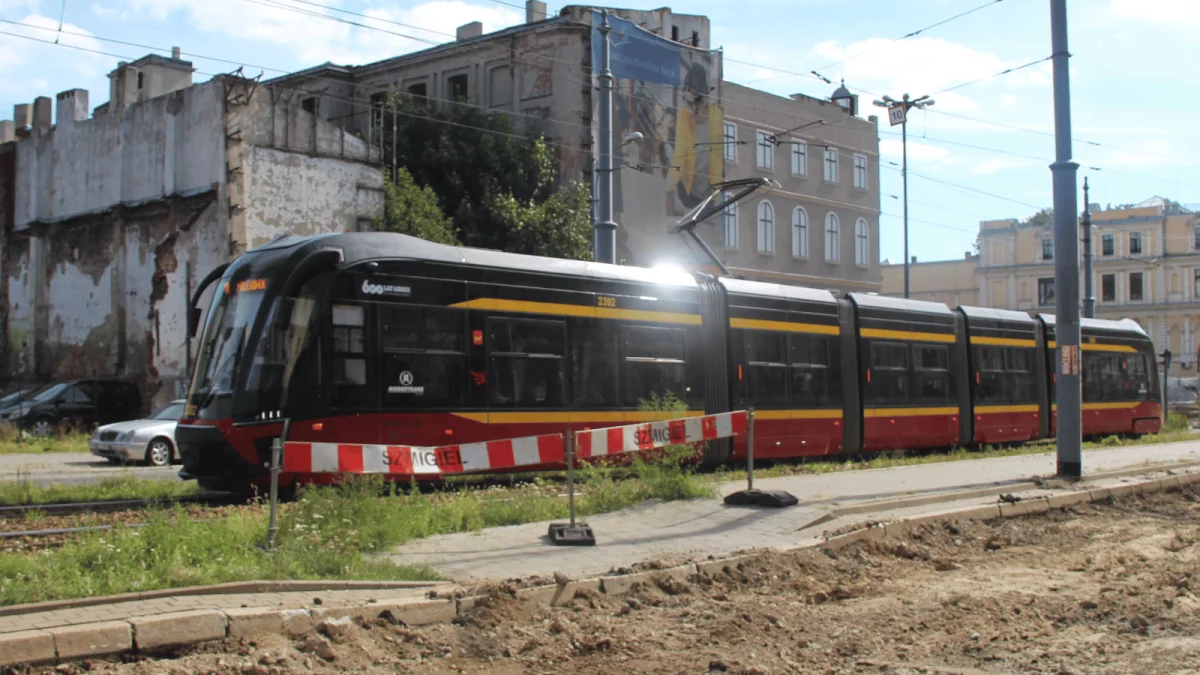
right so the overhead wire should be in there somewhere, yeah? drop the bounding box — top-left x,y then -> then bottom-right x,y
929,55 -> 1052,96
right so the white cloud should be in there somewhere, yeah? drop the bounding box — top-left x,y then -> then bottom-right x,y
123,0 -> 523,66
1110,0 -> 1200,24
1099,139 -> 1190,168
1000,93 -> 1018,106
879,138 -> 953,163
90,3 -> 120,18
0,14 -> 106,97
970,157 -> 1039,175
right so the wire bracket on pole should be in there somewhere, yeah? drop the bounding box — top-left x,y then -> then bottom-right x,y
723,409 -> 798,508
548,430 -> 596,546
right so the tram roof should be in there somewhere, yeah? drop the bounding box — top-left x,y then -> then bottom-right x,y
848,292 -> 953,315
1036,313 -> 1148,336
718,278 -> 837,305
958,305 -> 1036,324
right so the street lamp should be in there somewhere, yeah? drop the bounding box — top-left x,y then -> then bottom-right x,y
873,93 -> 934,299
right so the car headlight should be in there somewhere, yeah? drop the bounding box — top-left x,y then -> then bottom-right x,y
119,431 -> 136,442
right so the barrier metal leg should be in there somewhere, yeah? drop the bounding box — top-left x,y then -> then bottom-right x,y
724,408 -> 798,508
267,418 -> 291,550
548,430 -> 595,546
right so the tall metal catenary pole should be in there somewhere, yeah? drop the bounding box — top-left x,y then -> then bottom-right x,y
593,11 -> 617,264
1050,0 -> 1082,478
1081,177 -> 1095,319
901,115 -> 910,298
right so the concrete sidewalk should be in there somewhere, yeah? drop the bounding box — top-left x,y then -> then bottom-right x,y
388,441 -> 1200,581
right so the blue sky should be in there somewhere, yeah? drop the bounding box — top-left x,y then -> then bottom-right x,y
1,0 -> 1195,264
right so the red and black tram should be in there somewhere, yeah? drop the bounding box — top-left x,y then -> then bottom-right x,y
177,232 -> 1162,493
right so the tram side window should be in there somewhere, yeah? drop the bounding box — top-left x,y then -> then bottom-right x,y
488,318 -> 565,408
331,304 -> 367,406
1006,347 -> 1036,403
790,334 -> 836,407
869,342 -> 909,404
913,344 -> 951,403
572,320 -> 619,407
1127,353 -> 1151,400
745,331 -> 788,407
976,346 -> 1007,404
380,306 -> 467,407
622,325 -> 687,406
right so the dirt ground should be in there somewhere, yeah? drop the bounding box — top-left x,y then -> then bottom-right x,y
31,485 -> 1200,675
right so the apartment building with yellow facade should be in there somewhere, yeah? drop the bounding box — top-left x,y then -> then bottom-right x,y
881,198 -> 1200,376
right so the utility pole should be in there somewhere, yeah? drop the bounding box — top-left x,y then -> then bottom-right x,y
593,11 -> 617,264
873,93 -> 934,299
1081,177 -> 1095,319
1050,0 -> 1082,479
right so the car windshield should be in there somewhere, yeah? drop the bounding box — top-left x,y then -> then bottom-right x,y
0,389 -> 31,407
191,282 -> 267,400
151,403 -> 186,420
27,383 -> 67,404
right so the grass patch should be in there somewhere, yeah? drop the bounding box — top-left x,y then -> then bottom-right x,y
0,425 -> 90,455
0,475 -> 203,506
0,434 -> 714,605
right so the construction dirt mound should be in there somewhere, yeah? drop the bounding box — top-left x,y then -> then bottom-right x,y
40,485 -> 1200,674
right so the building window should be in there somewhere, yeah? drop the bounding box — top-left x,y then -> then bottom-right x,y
1101,273 -> 1115,302
1037,278 -> 1055,306
1041,238 -> 1053,260
854,218 -> 869,266
823,147 -> 838,182
369,91 -> 387,125
757,201 -> 775,254
723,192 -> 738,249
756,130 -> 774,170
825,212 -> 840,262
1101,234 -> 1114,256
137,71 -> 144,90
723,123 -> 738,162
792,207 -> 808,258
448,74 -> 469,101
407,82 -> 428,101
671,25 -> 679,41
852,154 -> 868,190
301,97 -> 316,114
1129,272 -> 1144,302
691,30 -> 700,47
1129,232 -> 1142,255
791,141 -> 807,176
1194,228 -> 1200,251
1195,269 -> 1200,298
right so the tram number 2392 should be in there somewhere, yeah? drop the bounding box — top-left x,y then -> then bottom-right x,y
597,296 -> 617,308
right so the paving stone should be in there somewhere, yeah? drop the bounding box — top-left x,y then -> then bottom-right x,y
998,497 -> 1051,518
49,621 -> 132,660
281,609 -> 313,636
225,608 -> 284,639
131,610 -> 227,651
0,629 -> 54,666
1045,491 -> 1091,509
516,579 -> 601,607
365,597 -> 456,626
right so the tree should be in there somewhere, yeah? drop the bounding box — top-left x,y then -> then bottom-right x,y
1025,207 -> 1054,226
374,168 -> 459,245
489,181 -> 594,261
379,96 -> 566,254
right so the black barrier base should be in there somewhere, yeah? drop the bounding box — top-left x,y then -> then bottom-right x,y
724,489 -> 799,508
548,522 -> 596,546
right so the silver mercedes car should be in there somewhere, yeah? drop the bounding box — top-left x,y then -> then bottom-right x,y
89,400 -> 185,467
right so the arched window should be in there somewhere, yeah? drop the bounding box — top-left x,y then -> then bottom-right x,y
824,212 -> 840,262
757,201 -> 775,254
792,207 -> 808,258
855,218 -> 869,266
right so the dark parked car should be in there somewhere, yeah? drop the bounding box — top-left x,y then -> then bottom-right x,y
0,386 -> 41,410
0,380 -> 143,435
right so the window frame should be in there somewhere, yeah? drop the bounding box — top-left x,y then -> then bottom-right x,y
723,122 -> 738,162
792,206 -> 808,258
486,316 -> 567,409
722,191 -> 738,250
1041,237 -> 1054,261
378,303 -> 469,409
620,324 -> 688,407
852,153 -> 868,190
1101,233 -> 1115,256
823,146 -> 839,183
1037,277 -> 1055,306
1129,271 -> 1144,302
854,218 -> 869,267
824,212 -> 840,263
755,130 -> 774,170
790,141 -> 807,176
757,200 -> 775,254
1129,231 -> 1143,256
1101,273 -> 1116,303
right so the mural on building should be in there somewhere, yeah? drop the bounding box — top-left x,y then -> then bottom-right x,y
591,11 -> 723,221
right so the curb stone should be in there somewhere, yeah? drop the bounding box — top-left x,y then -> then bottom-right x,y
2,468 -> 1197,667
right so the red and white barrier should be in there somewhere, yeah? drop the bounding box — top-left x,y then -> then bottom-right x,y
283,433 -> 565,476
575,410 -> 747,458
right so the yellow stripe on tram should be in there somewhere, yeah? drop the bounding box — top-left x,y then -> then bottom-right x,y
1050,402 -> 1143,412
863,407 -> 959,418
860,328 -> 956,344
449,298 -> 701,325
974,404 -> 1040,414
970,336 -> 1036,348
451,410 -> 707,425
1047,340 -> 1137,353
750,409 -> 844,421
730,318 -> 839,335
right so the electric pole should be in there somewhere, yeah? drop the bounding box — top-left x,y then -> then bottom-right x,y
1050,0 -> 1082,478
1082,177 -> 1095,319
593,11 -> 617,264
873,93 -> 934,299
